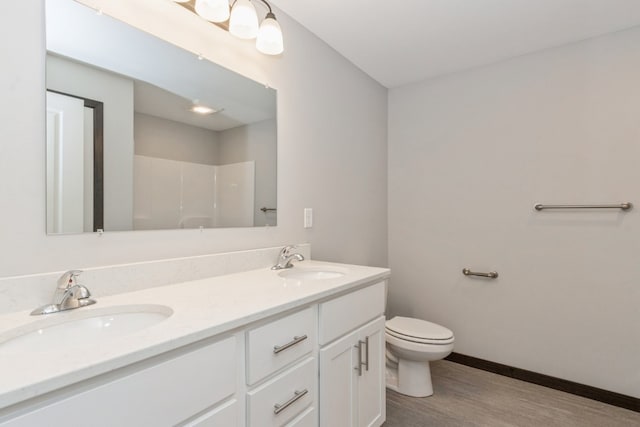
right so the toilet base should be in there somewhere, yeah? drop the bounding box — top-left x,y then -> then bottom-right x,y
386,359 -> 433,397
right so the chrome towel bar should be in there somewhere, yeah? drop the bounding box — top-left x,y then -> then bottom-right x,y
462,268 -> 498,279
534,202 -> 632,211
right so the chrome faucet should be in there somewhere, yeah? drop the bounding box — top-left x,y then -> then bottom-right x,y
31,270 -> 96,315
271,245 -> 305,270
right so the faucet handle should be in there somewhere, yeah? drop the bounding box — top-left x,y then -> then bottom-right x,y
57,270 -> 83,289
58,284 -> 93,310
72,284 -> 92,300
279,245 -> 297,257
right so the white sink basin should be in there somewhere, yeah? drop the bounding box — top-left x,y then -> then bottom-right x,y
0,304 -> 173,352
278,268 -> 346,281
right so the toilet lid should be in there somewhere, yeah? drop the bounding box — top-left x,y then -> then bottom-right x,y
386,316 -> 454,341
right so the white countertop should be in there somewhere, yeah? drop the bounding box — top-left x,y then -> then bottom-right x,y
0,260 -> 389,410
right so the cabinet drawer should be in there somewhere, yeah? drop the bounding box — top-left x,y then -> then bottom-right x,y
183,399 -> 239,427
1,336 -> 237,427
248,357 -> 315,427
247,307 -> 315,384
284,407 -> 316,427
319,281 -> 386,345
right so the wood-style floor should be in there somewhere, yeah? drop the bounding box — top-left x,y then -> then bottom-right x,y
384,360 -> 640,427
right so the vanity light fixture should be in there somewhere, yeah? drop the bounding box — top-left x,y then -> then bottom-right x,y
174,0 -> 284,55
195,0 -> 230,23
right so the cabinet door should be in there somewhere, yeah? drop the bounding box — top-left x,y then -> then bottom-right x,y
319,329 -> 358,427
1,337 -> 238,427
356,317 -> 385,427
183,399 -> 239,427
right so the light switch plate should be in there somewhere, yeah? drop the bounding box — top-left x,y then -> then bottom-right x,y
304,208 -> 313,228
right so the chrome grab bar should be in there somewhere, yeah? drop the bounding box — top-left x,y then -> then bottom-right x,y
534,202 -> 632,211
273,335 -> 308,354
273,389 -> 308,414
462,268 -> 498,279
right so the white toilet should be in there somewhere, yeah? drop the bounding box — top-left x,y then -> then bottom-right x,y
385,316 -> 454,397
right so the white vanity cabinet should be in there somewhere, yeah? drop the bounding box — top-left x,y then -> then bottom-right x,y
246,307 -> 317,427
318,282 -> 386,427
0,273 -> 389,427
0,335 -> 241,427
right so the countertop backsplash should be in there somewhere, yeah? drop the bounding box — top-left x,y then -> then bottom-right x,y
0,244 -> 311,315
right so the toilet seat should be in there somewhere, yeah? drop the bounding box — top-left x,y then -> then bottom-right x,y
386,317 -> 454,345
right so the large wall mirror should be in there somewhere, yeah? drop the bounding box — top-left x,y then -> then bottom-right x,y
45,0 -> 277,234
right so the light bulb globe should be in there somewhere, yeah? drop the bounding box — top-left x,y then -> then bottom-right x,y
194,0 -> 230,23
229,0 -> 259,39
256,15 -> 283,55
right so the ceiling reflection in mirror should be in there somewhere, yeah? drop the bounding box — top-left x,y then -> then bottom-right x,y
45,0 -> 277,234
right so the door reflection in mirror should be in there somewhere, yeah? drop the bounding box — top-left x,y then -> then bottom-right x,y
46,90 -> 103,234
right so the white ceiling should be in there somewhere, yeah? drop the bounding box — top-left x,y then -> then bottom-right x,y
134,81 -> 245,131
271,0 -> 640,88
49,0 -> 277,131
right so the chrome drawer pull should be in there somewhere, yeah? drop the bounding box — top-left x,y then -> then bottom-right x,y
462,268 -> 498,279
355,339 -> 369,376
534,202 -> 632,211
273,389 -> 308,415
273,335 -> 308,354
364,336 -> 369,372
354,341 -> 363,376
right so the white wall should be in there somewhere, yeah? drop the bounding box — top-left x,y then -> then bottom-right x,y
0,0 -> 387,277
47,54 -> 134,231
388,27 -> 640,397
134,113 -> 220,165
219,119 -> 277,226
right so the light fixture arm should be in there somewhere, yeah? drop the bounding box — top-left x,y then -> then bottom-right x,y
254,0 -> 284,55
258,0 -> 273,15
231,0 -> 274,15
176,0 -> 283,55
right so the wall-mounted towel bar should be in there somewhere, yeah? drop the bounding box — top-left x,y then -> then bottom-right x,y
260,207 -> 277,212
534,202 -> 632,211
462,268 -> 498,279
